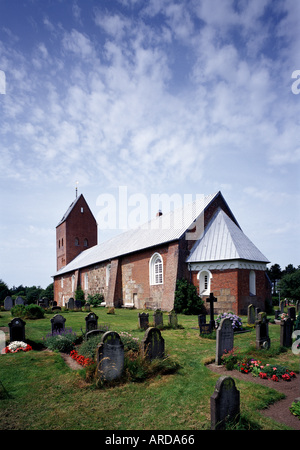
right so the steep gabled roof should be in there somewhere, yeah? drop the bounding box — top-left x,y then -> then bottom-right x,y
186,208 -> 269,264
53,192 -> 219,276
56,194 -> 82,227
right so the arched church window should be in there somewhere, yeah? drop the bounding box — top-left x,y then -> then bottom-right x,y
149,253 -> 163,285
75,237 -> 79,246
84,238 -> 88,247
106,264 -> 111,287
198,270 -> 212,295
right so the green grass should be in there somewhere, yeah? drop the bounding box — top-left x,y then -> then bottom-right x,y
0,308 -> 298,430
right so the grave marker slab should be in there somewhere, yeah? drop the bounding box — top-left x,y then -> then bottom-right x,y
9,317 -> 26,342
67,298 -> 74,310
15,296 -> 25,306
280,317 -> 293,347
97,331 -> 124,381
153,310 -> 163,328
210,376 -> 240,430
138,312 -> 149,330
85,312 -> 98,333
216,318 -> 233,365
168,311 -> 178,328
50,314 -> 66,335
288,307 -> 296,321
247,304 -> 255,325
256,312 -> 270,349
4,296 -> 13,311
141,327 -> 165,361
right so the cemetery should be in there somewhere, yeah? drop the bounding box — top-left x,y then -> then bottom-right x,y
0,300 -> 299,430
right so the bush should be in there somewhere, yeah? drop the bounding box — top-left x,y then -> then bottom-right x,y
87,293 -> 104,307
290,401 -> 300,419
174,279 -> 204,315
215,312 -> 243,331
75,286 -> 85,305
43,328 -> 77,353
11,304 -> 44,320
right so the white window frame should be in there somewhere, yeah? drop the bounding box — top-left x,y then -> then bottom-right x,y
84,273 -> 88,291
198,270 -> 212,295
249,270 -> 256,295
149,253 -> 163,285
106,264 -> 111,287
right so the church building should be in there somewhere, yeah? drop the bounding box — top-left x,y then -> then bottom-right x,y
52,191 -> 271,315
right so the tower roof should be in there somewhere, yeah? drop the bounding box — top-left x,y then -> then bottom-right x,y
186,208 -> 269,264
56,194 -> 84,227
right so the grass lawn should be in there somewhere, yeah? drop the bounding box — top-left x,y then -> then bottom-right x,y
0,308 -> 298,430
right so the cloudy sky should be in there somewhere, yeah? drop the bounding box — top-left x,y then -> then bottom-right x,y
0,0 -> 299,289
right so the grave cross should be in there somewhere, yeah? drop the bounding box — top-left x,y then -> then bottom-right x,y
206,292 -> 217,328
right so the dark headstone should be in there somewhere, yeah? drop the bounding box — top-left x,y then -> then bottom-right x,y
67,298 -> 74,310
280,317 -> 293,347
200,322 -> 212,335
50,314 -> 66,335
274,310 -> 280,320
97,331 -> 124,381
280,300 -> 285,313
210,376 -> 240,430
9,317 -> 26,342
255,307 -> 261,320
86,329 -> 105,341
85,312 -> 98,333
141,327 -> 165,361
216,318 -> 234,365
75,300 -> 82,310
138,312 -> 149,330
153,310 -> 163,327
256,312 -> 270,349
288,307 -> 296,321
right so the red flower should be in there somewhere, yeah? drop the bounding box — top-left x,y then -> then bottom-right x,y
271,374 -> 279,382
259,372 -> 267,379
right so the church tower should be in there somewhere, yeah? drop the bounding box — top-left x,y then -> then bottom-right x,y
56,193 -> 97,271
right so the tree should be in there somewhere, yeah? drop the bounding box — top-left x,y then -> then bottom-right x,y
266,264 -> 282,294
174,278 -> 204,315
0,279 -> 10,305
278,269 -> 300,300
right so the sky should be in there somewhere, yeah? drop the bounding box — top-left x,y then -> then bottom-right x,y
0,0 -> 299,289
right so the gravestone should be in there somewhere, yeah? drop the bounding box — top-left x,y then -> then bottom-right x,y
67,298 -> 74,310
9,317 -> 26,342
296,300 -> 300,313
141,327 -> 165,361
256,312 -> 270,349
198,314 -> 206,326
15,296 -> 25,306
86,329 -> 105,341
153,310 -> 163,328
75,300 -> 82,310
50,314 -> 66,335
280,300 -> 285,313
200,322 -> 212,335
4,296 -> 13,311
210,376 -> 240,430
274,309 -> 280,320
138,312 -> 149,330
280,317 -> 293,347
85,312 -> 98,333
247,304 -> 255,325
96,331 -> 124,381
85,302 -> 91,311
215,318 -> 234,365
51,306 -> 61,311
255,307 -> 261,320
206,293 -> 217,329
288,307 -> 296,321
168,311 -> 178,328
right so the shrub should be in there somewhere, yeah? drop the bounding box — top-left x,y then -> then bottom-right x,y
215,312 -> 243,331
174,279 -> 204,315
290,401 -> 300,419
43,328 -> 77,353
119,332 -> 140,352
75,286 -> 85,305
11,304 -> 44,320
87,293 -> 104,307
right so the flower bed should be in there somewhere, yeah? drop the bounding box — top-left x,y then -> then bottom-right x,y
222,349 -> 296,382
69,349 -> 94,367
2,341 -> 32,354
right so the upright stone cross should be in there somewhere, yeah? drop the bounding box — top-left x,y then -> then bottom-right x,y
207,292 -> 217,329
